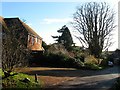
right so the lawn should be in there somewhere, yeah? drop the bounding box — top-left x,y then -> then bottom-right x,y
1,70 -> 43,89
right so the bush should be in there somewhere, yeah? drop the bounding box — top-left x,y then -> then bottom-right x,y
29,49 -> 87,68
30,51 -> 75,68
29,43 -> 104,70
29,43 -> 76,68
100,59 -> 108,67
84,63 -> 102,70
47,43 -> 69,56
99,51 -> 114,67
74,59 -> 85,68
83,55 -> 103,70
84,55 -> 98,64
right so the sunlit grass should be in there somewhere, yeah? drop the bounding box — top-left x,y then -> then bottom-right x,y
2,71 -> 43,89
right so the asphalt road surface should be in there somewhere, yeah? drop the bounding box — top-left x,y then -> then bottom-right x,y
47,66 -> 120,90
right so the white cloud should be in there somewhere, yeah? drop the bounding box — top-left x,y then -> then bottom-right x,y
43,18 -> 73,24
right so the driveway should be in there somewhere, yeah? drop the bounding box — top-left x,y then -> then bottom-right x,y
47,66 -> 120,90
18,66 -> 120,89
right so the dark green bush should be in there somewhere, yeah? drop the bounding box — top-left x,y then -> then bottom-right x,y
84,63 -> 102,70
74,59 -> 85,68
29,43 -> 104,70
100,51 -> 113,67
100,59 -> 108,67
75,54 -> 85,62
29,51 -> 74,68
29,50 -> 87,68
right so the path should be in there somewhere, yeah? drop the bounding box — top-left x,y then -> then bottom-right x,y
49,66 -> 120,90
18,66 -> 120,89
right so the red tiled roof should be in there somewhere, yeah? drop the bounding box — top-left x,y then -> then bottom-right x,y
0,16 -> 7,29
20,20 -> 42,39
1,16 -> 42,39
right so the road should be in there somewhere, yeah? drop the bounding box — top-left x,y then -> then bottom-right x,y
47,66 -> 120,90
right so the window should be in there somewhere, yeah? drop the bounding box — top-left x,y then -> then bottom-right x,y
32,37 -> 34,45
35,37 -> 37,43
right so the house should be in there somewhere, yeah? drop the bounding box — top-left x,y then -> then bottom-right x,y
0,16 -> 44,51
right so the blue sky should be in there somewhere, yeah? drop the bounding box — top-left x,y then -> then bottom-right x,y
2,2 -> 79,43
1,0 -> 119,51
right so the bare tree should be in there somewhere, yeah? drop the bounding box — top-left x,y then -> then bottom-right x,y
2,27 -> 30,77
72,2 -> 116,58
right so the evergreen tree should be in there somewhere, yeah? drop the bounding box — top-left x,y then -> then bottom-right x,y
52,25 -> 73,50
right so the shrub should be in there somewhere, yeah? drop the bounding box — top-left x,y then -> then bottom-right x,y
75,54 -> 85,62
74,59 -> 85,68
42,41 -> 48,50
84,63 -> 102,70
30,50 -> 75,68
29,43 -> 104,70
100,59 -> 108,67
30,49 -> 87,68
84,55 -> 98,64
31,43 -> 75,67
83,55 -> 103,70
47,43 -> 69,56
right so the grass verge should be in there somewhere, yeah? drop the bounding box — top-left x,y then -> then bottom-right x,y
2,71 -> 43,89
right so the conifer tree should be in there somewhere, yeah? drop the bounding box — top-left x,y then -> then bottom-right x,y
52,25 -> 73,50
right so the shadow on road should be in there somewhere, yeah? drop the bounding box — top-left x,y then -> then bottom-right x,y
43,76 -> 119,90
24,66 -> 120,77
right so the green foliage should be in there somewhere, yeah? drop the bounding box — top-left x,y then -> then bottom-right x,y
42,41 -> 48,50
52,25 -> 73,50
84,55 -> 98,64
46,43 -> 69,55
33,43 -> 85,68
2,72 -> 42,89
42,52 -> 75,68
100,51 -> 112,67
100,59 -> 108,67
74,59 -> 85,68
30,44 -> 79,68
83,55 -> 103,70
84,63 -> 102,70
30,43 -> 103,70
